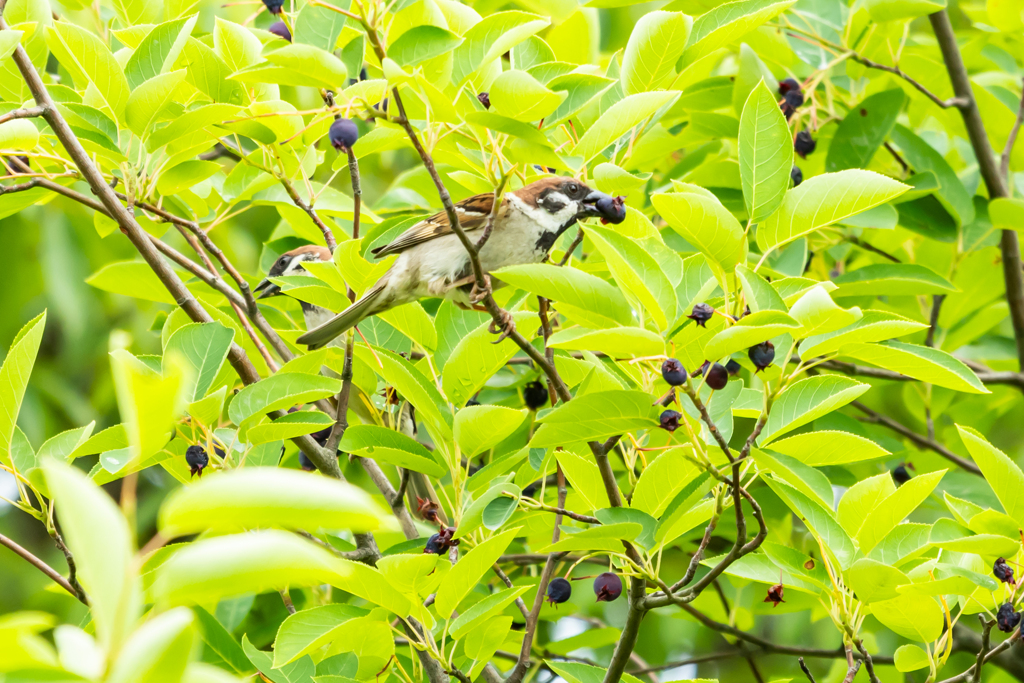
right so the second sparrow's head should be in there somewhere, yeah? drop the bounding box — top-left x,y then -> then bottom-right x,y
516,177 -> 627,226
255,245 -> 331,299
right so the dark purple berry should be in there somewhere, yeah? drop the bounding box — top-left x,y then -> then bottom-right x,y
593,572 -> 621,602
688,303 -> 714,327
185,445 -> 209,478
781,102 -> 795,120
725,359 -> 741,375
891,463 -> 912,486
262,0 -> 283,14
998,602 -> 1021,633
477,92 -> 491,109
661,358 -> 687,386
267,20 -> 291,41
703,362 -> 728,390
659,410 -> 681,432
784,89 -> 804,109
778,77 -> 801,95
794,130 -> 816,158
424,527 -> 459,555
546,577 -> 571,605
791,166 -> 803,187
597,195 -> 627,225
328,118 -> 359,151
748,341 -> 775,372
994,558 -> 1015,584
764,582 -> 785,607
523,381 -> 549,410
424,533 -> 443,554
299,451 -> 315,471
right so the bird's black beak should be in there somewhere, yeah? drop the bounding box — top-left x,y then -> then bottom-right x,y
579,191 -> 627,225
255,278 -> 281,299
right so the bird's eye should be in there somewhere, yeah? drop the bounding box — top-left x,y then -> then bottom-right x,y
568,183 -> 578,194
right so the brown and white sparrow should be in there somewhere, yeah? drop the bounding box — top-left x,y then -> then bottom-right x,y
277,177 -> 625,350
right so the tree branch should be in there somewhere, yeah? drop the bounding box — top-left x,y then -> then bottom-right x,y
0,532 -> 87,604
0,104 -> 46,125
279,176 -> 337,251
1001,77 -> 1024,182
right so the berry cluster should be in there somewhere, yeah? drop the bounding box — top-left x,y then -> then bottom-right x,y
546,572 -> 623,606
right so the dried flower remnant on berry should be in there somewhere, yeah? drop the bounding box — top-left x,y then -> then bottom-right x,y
477,92 -> 491,109
764,582 -> 785,607
748,341 -> 775,372
688,303 -> 714,327
546,577 -> 572,605
186,445 -> 209,478
661,358 -> 687,386
994,557 -> 1015,584
660,410 -> 681,432
593,572 -> 622,602
997,602 -> 1021,633
417,497 -> 441,525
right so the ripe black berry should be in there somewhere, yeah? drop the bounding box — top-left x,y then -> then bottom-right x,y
784,89 -> 804,109
702,362 -> 728,390
267,20 -> 291,41
661,358 -> 687,386
597,195 -> 627,225
523,381 -> 549,410
764,582 -> 785,607
688,303 -> 714,327
659,410 -> 681,432
778,77 -> 801,95
725,359 -> 741,375
994,557 -> 1015,584
546,577 -> 572,605
997,602 -> 1021,633
891,463 -> 912,486
424,533 -> 443,554
593,572 -> 622,602
748,341 -> 775,372
185,445 -> 209,478
423,526 -> 460,555
328,118 -> 359,151
791,166 -> 803,187
262,0 -> 283,13
794,130 -> 816,158
477,92 -> 491,109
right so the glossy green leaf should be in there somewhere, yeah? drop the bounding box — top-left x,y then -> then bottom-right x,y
163,323 -> 234,402
450,586 -> 530,639
838,342 -> 988,394
272,604 -> 367,668
768,431 -> 888,466
455,405 -> 528,458
585,225 -> 676,330
738,79 -> 791,222
800,310 -> 929,358
107,608 -> 194,683
227,373 -> 341,426
493,263 -> 633,328
46,22 -> 130,122
653,191 -> 745,274
490,69 -> 566,122
702,310 -> 800,360
620,11 -> 692,95
124,15 -> 196,89
826,89 -> 905,171
548,327 -> 666,358
389,26 -> 463,67
442,312 -> 536,408
957,425 -> 1024,528
531,390 -> 660,447
110,348 -> 187,463
339,424 -> 446,477
856,470 -> 945,553
557,449 -> 611,511
572,91 -> 679,162
870,594 -> 943,642
759,376 -> 870,444
0,312 -> 44,469
893,644 -> 930,672
451,11 -> 550,86
890,124 -> 974,226
768,478 -> 858,569
683,0 -> 795,64
434,527 -> 518,619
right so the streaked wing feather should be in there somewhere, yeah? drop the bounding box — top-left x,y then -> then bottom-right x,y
371,193 -> 494,258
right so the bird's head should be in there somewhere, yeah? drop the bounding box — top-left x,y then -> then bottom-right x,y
255,245 -> 331,299
516,177 -> 627,226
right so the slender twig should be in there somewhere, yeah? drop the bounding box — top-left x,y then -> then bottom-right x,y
347,147 -> 361,239
853,640 -> 880,683
325,330 -> 354,452
799,658 -> 817,683
491,564 -> 531,620
279,589 -> 297,614
556,228 -> 584,267
848,237 -> 900,263
527,502 -> 600,525
280,176 -> 337,251
970,618 -> 995,683
806,358 -> 1024,389
1001,77 -> 1024,182
0,104 -> 46,124
0,532 -> 86,604
926,294 -> 946,348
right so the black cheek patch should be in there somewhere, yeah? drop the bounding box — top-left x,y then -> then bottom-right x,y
541,194 -> 568,213
534,231 -> 558,252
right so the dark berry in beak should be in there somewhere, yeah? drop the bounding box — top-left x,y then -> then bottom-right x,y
748,341 -> 775,372
778,77 -> 801,95
523,381 -> 549,410
597,195 -> 627,225
477,92 -> 491,109
725,359 -> 741,375
185,445 -> 209,478
593,572 -> 622,602
994,557 -> 1015,584
791,166 -> 803,187
997,602 -> 1021,633
688,303 -> 714,327
267,20 -> 291,41
891,464 -> 912,486
794,130 -> 816,158
703,362 -> 728,390
262,0 -> 283,13
328,118 -> 359,151
661,358 -> 687,386
424,533 -> 443,554
659,410 -> 681,432
764,582 -> 785,607
546,577 -> 572,605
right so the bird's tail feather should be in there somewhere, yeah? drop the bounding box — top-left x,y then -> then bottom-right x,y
297,285 -> 385,349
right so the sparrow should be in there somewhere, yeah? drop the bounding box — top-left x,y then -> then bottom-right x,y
255,244 -> 338,335
288,177 -> 625,350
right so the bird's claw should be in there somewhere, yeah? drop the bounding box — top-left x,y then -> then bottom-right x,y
469,275 -> 492,305
488,309 -> 516,343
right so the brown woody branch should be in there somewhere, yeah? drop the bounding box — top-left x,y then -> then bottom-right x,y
0,531 -> 87,604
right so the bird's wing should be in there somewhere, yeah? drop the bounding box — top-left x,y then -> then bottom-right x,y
370,193 -> 495,258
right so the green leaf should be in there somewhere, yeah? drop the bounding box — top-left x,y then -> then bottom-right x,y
109,0 -> 160,27
702,310 -> 800,360
163,323 -> 234,401
245,412 -> 324,447
180,38 -> 245,105
631,448 -> 698,517
800,310 -> 929,358
389,26 -> 462,67
738,79 -> 792,223
929,533 -> 1020,557
530,391 -> 660,447
86,261 -> 178,304
751,449 -> 833,510
490,69 -> 566,122
451,11 -> 550,86
0,118 -> 38,150
838,342 -> 988,394
768,431 -> 888,466
455,405 -> 528,458
584,225 -> 676,330
441,311 -> 536,409
377,554 -> 448,599
856,470 -> 945,553
682,0 -> 796,65
146,103 -> 240,152
152,530 -> 349,606
759,376 -> 870,444
339,424 -> 446,477
44,460 -> 140,652
557,449 -> 611,511
158,160 -> 222,195
870,594 -> 943,642
0,312 -> 44,469
354,346 -> 452,438
124,15 -> 196,89
434,528 -> 519,619
893,644 -> 930,672
450,586 -> 529,640
272,604 -> 367,668
464,111 -> 552,147
548,327 -> 666,358
46,22 -> 130,123
845,558 -> 909,603
868,523 -> 933,566
890,124 -> 974,226
242,634 -> 314,683
494,263 -> 633,328
620,11 -> 692,95
158,467 -> 392,538
106,608 -> 194,683
237,43 -> 348,90
572,91 -> 680,162
332,560 -> 412,617
767,478 -> 858,569
957,425 -> 1024,528
826,89 -> 905,172
292,0 -> 347,51
227,373 -> 341,426
110,348 -> 187,463
756,170 -> 909,256
543,522 -> 643,553
652,191 -> 745,275
788,285 -> 862,338
832,264 -> 957,299
735,264 -> 787,313
838,473 -> 897,538
193,606 -> 254,675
